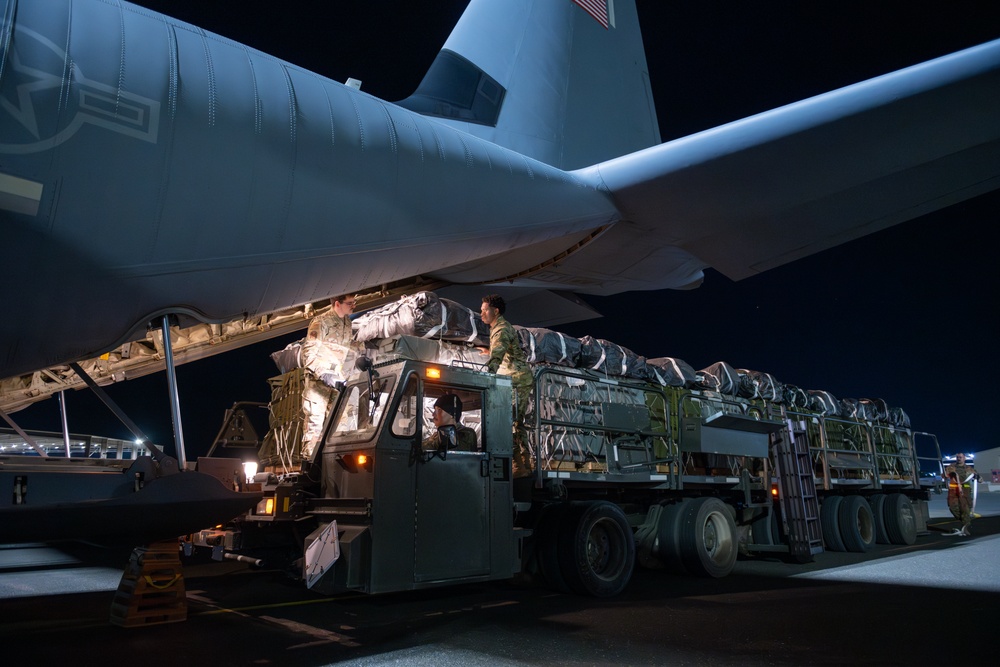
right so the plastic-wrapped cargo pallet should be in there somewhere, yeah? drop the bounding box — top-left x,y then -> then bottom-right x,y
258,291 -> 915,476
353,291 -> 489,346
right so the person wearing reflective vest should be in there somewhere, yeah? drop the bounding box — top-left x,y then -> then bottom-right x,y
944,452 -> 981,536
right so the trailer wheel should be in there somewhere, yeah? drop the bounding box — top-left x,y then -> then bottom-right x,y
820,496 -> 845,552
559,501 -> 635,597
679,497 -> 737,578
751,505 -> 779,546
870,493 -> 891,544
635,505 -> 664,570
884,493 -> 917,545
838,495 -> 875,552
535,503 -> 572,593
653,499 -> 691,575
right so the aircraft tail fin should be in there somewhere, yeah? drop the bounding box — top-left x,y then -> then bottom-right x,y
396,0 -> 660,170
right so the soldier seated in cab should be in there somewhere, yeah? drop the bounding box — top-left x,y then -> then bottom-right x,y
423,394 -> 477,453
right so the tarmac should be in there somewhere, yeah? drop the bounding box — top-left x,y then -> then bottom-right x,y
1,489 -> 997,666
792,488 -> 1000,593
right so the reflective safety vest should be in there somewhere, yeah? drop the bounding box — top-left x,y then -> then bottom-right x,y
947,473 -> 974,497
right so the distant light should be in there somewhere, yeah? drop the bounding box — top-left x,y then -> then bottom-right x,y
243,461 -> 259,483
134,439 -> 143,445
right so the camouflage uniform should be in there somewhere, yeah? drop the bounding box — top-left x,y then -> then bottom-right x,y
303,312 -> 353,375
944,461 -> 978,531
486,315 -> 533,474
300,311 -> 355,458
422,426 -> 478,452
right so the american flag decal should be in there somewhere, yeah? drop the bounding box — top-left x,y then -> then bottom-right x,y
572,0 -> 613,29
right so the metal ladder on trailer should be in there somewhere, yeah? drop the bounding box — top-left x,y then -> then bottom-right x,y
772,411 -> 824,560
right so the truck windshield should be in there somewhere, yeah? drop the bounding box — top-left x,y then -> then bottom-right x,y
326,375 -> 395,446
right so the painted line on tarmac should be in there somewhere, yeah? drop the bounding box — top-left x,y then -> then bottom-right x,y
259,615 -> 361,648
192,591 -> 368,616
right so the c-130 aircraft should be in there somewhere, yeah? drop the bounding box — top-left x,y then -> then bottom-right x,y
0,0 -> 997,382
0,0 -> 996,545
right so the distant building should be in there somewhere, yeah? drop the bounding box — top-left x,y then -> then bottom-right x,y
972,446 -> 1000,484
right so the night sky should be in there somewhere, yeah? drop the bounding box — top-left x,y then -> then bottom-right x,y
13,1 -> 1000,458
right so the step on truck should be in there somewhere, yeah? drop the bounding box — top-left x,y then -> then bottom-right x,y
193,339 -> 943,597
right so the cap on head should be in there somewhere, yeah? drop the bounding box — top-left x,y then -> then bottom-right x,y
433,394 -> 462,422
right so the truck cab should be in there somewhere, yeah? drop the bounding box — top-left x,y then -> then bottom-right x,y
303,359 -> 521,594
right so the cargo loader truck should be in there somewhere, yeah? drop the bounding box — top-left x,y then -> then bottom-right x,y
192,337 -> 942,598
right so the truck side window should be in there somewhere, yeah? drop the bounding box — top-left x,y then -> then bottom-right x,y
422,385 -> 483,452
392,375 -> 419,438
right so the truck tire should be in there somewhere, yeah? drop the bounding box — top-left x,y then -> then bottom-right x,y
838,495 -> 875,552
652,499 -> 690,575
751,505 -> 779,546
535,503 -> 572,593
870,493 -> 891,544
820,496 -> 845,552
635,505 -> 664,570
884,493 -> 917,545
558,501 -> 635,597
679,497 -> 737,578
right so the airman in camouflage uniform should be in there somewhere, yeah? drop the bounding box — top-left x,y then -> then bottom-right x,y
480,294 -> 533,477
300,295 -> 357,458
944,452 -> 981,536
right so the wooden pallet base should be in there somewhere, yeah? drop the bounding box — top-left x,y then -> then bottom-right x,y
545,460 -> 605,472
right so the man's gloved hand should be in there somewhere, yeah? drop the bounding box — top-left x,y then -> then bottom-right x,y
319,371 -> 343,388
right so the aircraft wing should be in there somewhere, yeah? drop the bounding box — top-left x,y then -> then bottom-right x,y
567,39 -> 1000,286
1,0 -> 998,382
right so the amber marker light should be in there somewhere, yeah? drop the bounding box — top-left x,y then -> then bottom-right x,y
771,484 -> 779,499
256,497 -> 275,515
426,367 -> 441,379
356,454 -> 368,466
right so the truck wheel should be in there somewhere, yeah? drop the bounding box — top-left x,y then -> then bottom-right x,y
558,501 -> 635,597
751,505 -> 779,546
535,503 -> 572,593
653,499 -> 690,575
635,505 -> 664,570
870,493 -> 891,544
821,496 -> 845,552
884,493 -> 917,545
679,497 -> 737,578
838,495 -> 875,552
